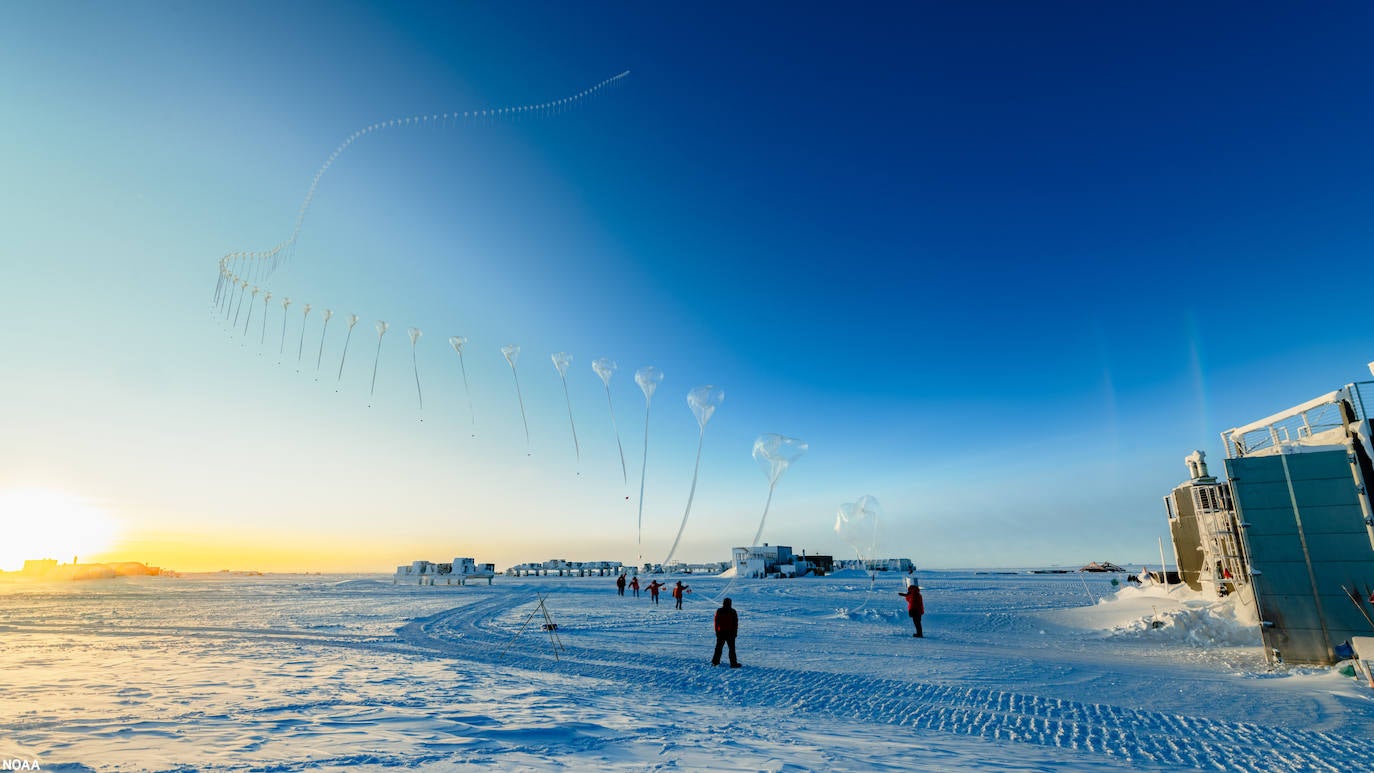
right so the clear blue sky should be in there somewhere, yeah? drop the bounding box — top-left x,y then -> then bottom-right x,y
2,1 -> 1372,571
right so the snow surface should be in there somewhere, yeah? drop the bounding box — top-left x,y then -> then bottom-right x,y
3,571 -> 1373,771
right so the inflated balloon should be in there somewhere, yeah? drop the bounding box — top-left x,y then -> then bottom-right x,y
689,385 -> 724,429
242,286 -> 259,336
260,292 -> 272,346
232,280 -> 249,327
209,72 -> 633,420
408,327 -> 423,412
551,352 -> 579,465
633,365 -> 664,563
224,277 -> 239,321
296,303 -> 312,367
502,344 -> 530,451
755,434 -> 807,487
336,313 -> 361,390
835,496 -> 880,566
212,269 -> 225,308
662,385 -> 725,568
278,297 -> 292,357
592,358 -> 626,484
716,433 -> 807,601
236,279 -> 248,322
216,270 -> 227,314
449,336 -> 475,433
315,309 -> 333,376
369,320 -> 389,403
635,366 -> 662,401
836,495 -> 882,597
749,434 -> 808,547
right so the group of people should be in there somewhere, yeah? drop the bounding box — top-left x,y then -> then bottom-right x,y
614,573 -> 927,667
615,573 -> 690,609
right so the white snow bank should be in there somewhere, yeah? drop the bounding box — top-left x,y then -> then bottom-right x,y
1048,582 -> 1261,648
830,606 -> 901,623
715,566 -> 737,579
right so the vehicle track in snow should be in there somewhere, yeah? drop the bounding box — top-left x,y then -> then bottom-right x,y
7,586 -> 1364,771
391,594 -> 1365,772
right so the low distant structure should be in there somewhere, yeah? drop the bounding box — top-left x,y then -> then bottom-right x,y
504,559 -> 625,577
7,559 -> 173,581
732,545 -> 909,579
796,553 -> 833,576
1079,561 -> 1126,573
394,557 -> 495,586
833,557 -> 915,574
650,561 -> 731,575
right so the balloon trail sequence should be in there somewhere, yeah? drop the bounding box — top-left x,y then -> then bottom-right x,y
209,71 -> 831,571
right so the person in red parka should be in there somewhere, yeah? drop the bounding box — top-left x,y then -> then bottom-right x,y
712,597 -> 741,667
630,576 -> 640,598
646,580 -> 665,605
672,581 -> 690,609
616,573 -> 627,596
899,584 -> 924,637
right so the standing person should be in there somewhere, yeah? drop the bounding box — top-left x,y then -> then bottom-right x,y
630,576 -> 640,598
616,573 -> 626,596
672,581 -> 691,610
712,597 -> 741,667
899,584 -> 924,637
647,580 -> 664,605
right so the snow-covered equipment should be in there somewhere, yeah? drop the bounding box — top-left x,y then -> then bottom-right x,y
1218,379 -> 1374,665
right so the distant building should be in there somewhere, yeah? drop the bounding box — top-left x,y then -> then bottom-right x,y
657,561 -> 730,575
504,559 -> 624,577
795,553 -> 833,576
729,545 -> 909,578
732,544 -> 795,578
394,557 -> 495,586
833,557 -> 915,573
12,558 -> 170,581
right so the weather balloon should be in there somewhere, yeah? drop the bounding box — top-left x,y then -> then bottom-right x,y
551,352 -> 579,465
633,366 -> 664,562
662,385 -> 724,568
502,344 -> 530,451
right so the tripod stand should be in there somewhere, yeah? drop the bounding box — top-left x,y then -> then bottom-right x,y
500,593 -> 565,661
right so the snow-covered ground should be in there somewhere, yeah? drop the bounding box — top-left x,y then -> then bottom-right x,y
3,570 -> 1373,771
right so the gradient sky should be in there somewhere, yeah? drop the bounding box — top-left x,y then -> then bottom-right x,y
3,2 -> 1373,572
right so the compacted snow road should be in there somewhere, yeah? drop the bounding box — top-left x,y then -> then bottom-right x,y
396,582 -> 1371,772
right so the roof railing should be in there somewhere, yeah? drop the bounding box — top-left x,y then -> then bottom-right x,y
1222,381 -> 1372,459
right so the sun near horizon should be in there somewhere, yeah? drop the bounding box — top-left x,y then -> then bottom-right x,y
0,488 -> 121,572
0,488 -> 562,574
